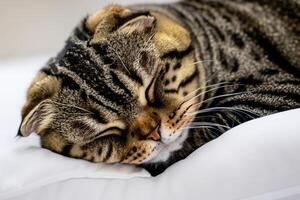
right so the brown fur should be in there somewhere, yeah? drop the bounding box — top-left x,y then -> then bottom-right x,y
19,1 -> 300,176
19,5 -> 203,166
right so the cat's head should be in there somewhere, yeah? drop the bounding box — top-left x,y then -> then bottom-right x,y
18,5 -> 206,164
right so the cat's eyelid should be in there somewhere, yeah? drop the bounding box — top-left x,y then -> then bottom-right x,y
81,115 -> 126,129
109,120 -> 126,130
93,126 -> 125,139
99,119 -> 127,133
86,118 -> 126,138
144,68 -> 165,107
144,67 -> 162,104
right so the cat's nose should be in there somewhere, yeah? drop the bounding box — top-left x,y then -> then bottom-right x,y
146,125 -> 161,141
134,111 -> 161,141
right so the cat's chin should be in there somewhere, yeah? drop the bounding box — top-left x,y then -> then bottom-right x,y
143,129 -> 189,163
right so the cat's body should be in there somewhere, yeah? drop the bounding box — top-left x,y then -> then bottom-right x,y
137,0 -> 300,174
19,0 -> 300,176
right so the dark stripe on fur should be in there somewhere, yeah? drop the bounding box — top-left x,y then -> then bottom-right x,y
164,89 -> 178,94
110,71 -> 133,97
204,0 -> 300,77
179,68 -> 198,87
128,70 -> 144,85
220,97 -> 293,112
244,29 -> 300,77
73,18 -> 93,41
164,68 -> 198,94
88,96 -> 121,115
103,143 -> 113,162
161,45 -> 193,59
61,144 -> 73,157
98,147 -> 102,156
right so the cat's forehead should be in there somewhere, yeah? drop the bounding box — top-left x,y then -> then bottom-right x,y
42,42 -> 155,119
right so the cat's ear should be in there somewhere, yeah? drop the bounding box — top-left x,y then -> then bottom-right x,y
87,5 -> 155,43
18,72 -> 59,136
86,5 -> 132,34
87,5 -> 132,43
117,15 -> 156,35
18,100 -> 54,137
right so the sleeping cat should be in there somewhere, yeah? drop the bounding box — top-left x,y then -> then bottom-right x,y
18,0 -> 300,176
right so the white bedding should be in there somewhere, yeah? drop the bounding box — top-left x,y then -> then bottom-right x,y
0,56 -> 300,200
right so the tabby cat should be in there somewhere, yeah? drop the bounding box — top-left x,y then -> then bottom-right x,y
18,0 -> 300,176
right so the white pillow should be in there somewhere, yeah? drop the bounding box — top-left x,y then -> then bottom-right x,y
1,56 -> 300,200
0,135 -> 149,198
4,108 -> 300,200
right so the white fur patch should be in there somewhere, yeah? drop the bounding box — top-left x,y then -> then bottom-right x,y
145,129 -> 188,163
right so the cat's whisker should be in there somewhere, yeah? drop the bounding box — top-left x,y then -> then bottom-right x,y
180,63 -> 223,103
178,75 -> 245,106
189,122 -> 231,129
186,107 -> 233,117
194,111 -> 244,125
188,59 -> 217,66
219,107 -> 258,119
175,82 -> 234,111
187,91 -> 251,112
175,56 -> 246,111
178,126 -> 210,130
185,106 -> 258,118
180,81 -> 231,103
178,122 -> 230,131
193,114 -> 216,121
178,126 -> 223,140
175,87 -> 246,121
61,112 -> 92,116
179,83 -> 245,110
179,127 -> 222,138
145,32 -> 156,46
109,46 -> 131,75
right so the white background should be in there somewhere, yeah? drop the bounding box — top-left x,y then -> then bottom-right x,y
0,0 -> 176,59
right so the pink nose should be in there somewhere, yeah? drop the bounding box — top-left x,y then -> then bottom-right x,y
146,125 -> 161,141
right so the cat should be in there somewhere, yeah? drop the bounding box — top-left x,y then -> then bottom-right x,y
18,0 -> 300,176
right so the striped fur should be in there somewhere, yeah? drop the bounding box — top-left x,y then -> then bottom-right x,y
19,1 -> 300,176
